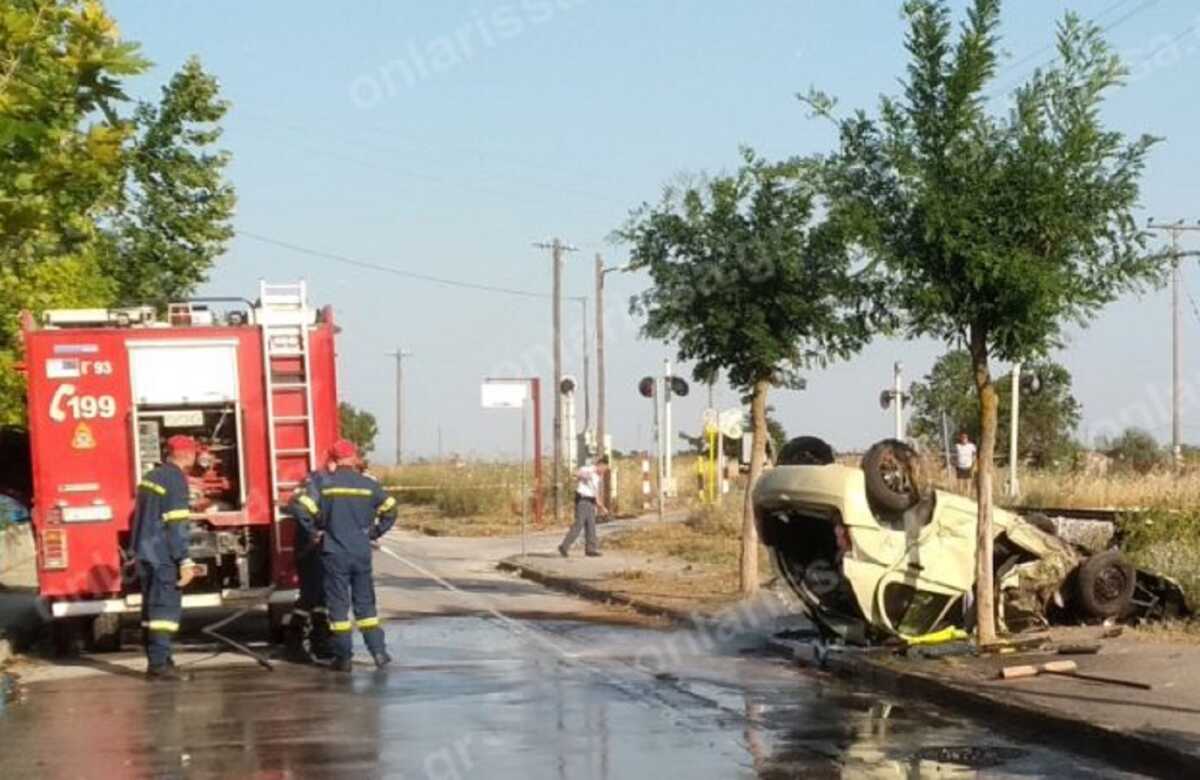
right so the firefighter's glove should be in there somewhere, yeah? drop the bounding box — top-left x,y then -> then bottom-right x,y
177,560 -> 198,588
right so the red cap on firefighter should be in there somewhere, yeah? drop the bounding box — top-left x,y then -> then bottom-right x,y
329,438 -> 358,462
166,435 -> 198,454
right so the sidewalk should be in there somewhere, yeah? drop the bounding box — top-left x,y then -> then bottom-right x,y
504,542 -> 1200,776
0,525 -> 40,664
792,626 -> 1200,775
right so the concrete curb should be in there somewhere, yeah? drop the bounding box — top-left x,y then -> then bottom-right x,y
498,556 -> 696,625
771,640 -> 1200,778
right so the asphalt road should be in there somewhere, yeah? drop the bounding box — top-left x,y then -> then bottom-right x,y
0,531 -> 1155,778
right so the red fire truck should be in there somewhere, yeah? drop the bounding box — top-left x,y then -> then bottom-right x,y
19,282 -> 340,650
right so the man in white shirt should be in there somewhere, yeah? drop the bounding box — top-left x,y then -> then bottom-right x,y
558,456 -> 611,558
954,432 -> 977,494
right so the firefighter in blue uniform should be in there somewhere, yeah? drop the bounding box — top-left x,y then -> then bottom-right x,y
129,435 -> 198,680
296,439 -> 397,671
285,462 -> 335,662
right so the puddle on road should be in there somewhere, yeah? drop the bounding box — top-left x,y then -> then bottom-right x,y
0,617 -> 1148,779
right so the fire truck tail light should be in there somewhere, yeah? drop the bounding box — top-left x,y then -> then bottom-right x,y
41,529 -> 68,571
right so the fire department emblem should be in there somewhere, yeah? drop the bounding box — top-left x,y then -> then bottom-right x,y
71,422 -> 97,450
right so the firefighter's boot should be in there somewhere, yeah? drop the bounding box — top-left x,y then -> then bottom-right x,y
310,615 -> 334,660
147,664 -> 190,682
372,651 -> 392,669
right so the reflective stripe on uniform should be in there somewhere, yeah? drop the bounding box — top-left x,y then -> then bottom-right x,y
321,487 -> 374,498
146,620 -> 179,633
330,620 -> 353,633
162,509 -> 190,522
376,496 -> 397,515
356,616 -> 380,631
139,480 -> 167,496
291,608 -> 310,618
312,606 -> 329,615
297,494 -> 319,514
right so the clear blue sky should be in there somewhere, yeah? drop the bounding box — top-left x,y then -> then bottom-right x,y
107,0 -> 1200,461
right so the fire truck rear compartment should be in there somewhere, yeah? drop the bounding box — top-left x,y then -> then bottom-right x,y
130,402 -> 271,591
136,405 -> 243,511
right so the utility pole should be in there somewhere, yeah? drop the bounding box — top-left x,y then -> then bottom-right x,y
1009,362 -> 1021,497
534,238 -> 577,521
386,348 -> 413,465
596,256 -> 633,508
595,256 -> 606,464
573,297 -> 591,433
663,358 -> 673,496
1148,219 -> 1200,467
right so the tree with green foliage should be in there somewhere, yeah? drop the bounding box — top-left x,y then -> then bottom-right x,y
621,150 -> 885,594
0,0 -> 148,271
339,402 -> 378,457
810,0 -> 1166,642
909,350 -> 1082,468
1099,427 -> 1162,474
0,2 -> 234,424
106,56 -> 235,304
0,0 -> 148,422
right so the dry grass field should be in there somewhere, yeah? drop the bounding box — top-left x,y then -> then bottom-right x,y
370,455 -> 705,536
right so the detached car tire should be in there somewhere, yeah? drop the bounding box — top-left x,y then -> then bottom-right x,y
777,436 -> 836,466
1075,550 -> 1136,619
861,439 -> 922,513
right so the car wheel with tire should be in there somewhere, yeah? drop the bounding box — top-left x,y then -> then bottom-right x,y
777,436 -> 836,466
1075,550 -> 1136,619
50,618 -> 86,657
861,438 -> 924,513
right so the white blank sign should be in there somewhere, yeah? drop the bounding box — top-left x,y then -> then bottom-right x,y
481,381 -> 528,409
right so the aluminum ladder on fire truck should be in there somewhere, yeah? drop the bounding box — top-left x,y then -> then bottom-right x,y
257,281 -> 319,556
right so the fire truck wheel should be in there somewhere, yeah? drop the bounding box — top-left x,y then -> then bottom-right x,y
89,613 -> 122,653
268,604 -> 289,644
50,618 -> 86,657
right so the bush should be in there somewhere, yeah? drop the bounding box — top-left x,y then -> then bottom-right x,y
685,498 -> 741,537
1100,427 -> 1163,474
1119,509 -> 1200,607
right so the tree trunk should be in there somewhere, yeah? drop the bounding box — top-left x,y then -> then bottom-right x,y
969,326 -> 999,645
740,378 -> 770,595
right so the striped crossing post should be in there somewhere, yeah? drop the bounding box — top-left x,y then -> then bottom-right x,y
641,457 -> 652,510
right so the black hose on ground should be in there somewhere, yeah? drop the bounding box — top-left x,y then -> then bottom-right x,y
199,588 -> 276,671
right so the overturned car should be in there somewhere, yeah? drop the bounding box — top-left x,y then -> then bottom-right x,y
754,437 -> 1188,643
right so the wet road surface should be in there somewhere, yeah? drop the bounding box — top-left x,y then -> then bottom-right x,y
0,616 -> 1150,778
0,533 -> 1155,778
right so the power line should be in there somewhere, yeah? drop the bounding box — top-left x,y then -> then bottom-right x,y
995,0 -> 1139,78
1182,279 -> 1200,330
987,0 -> 1160,99
234,114 -> 628,210
1133,20 -> 1200,65
236,229 -> 553,300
